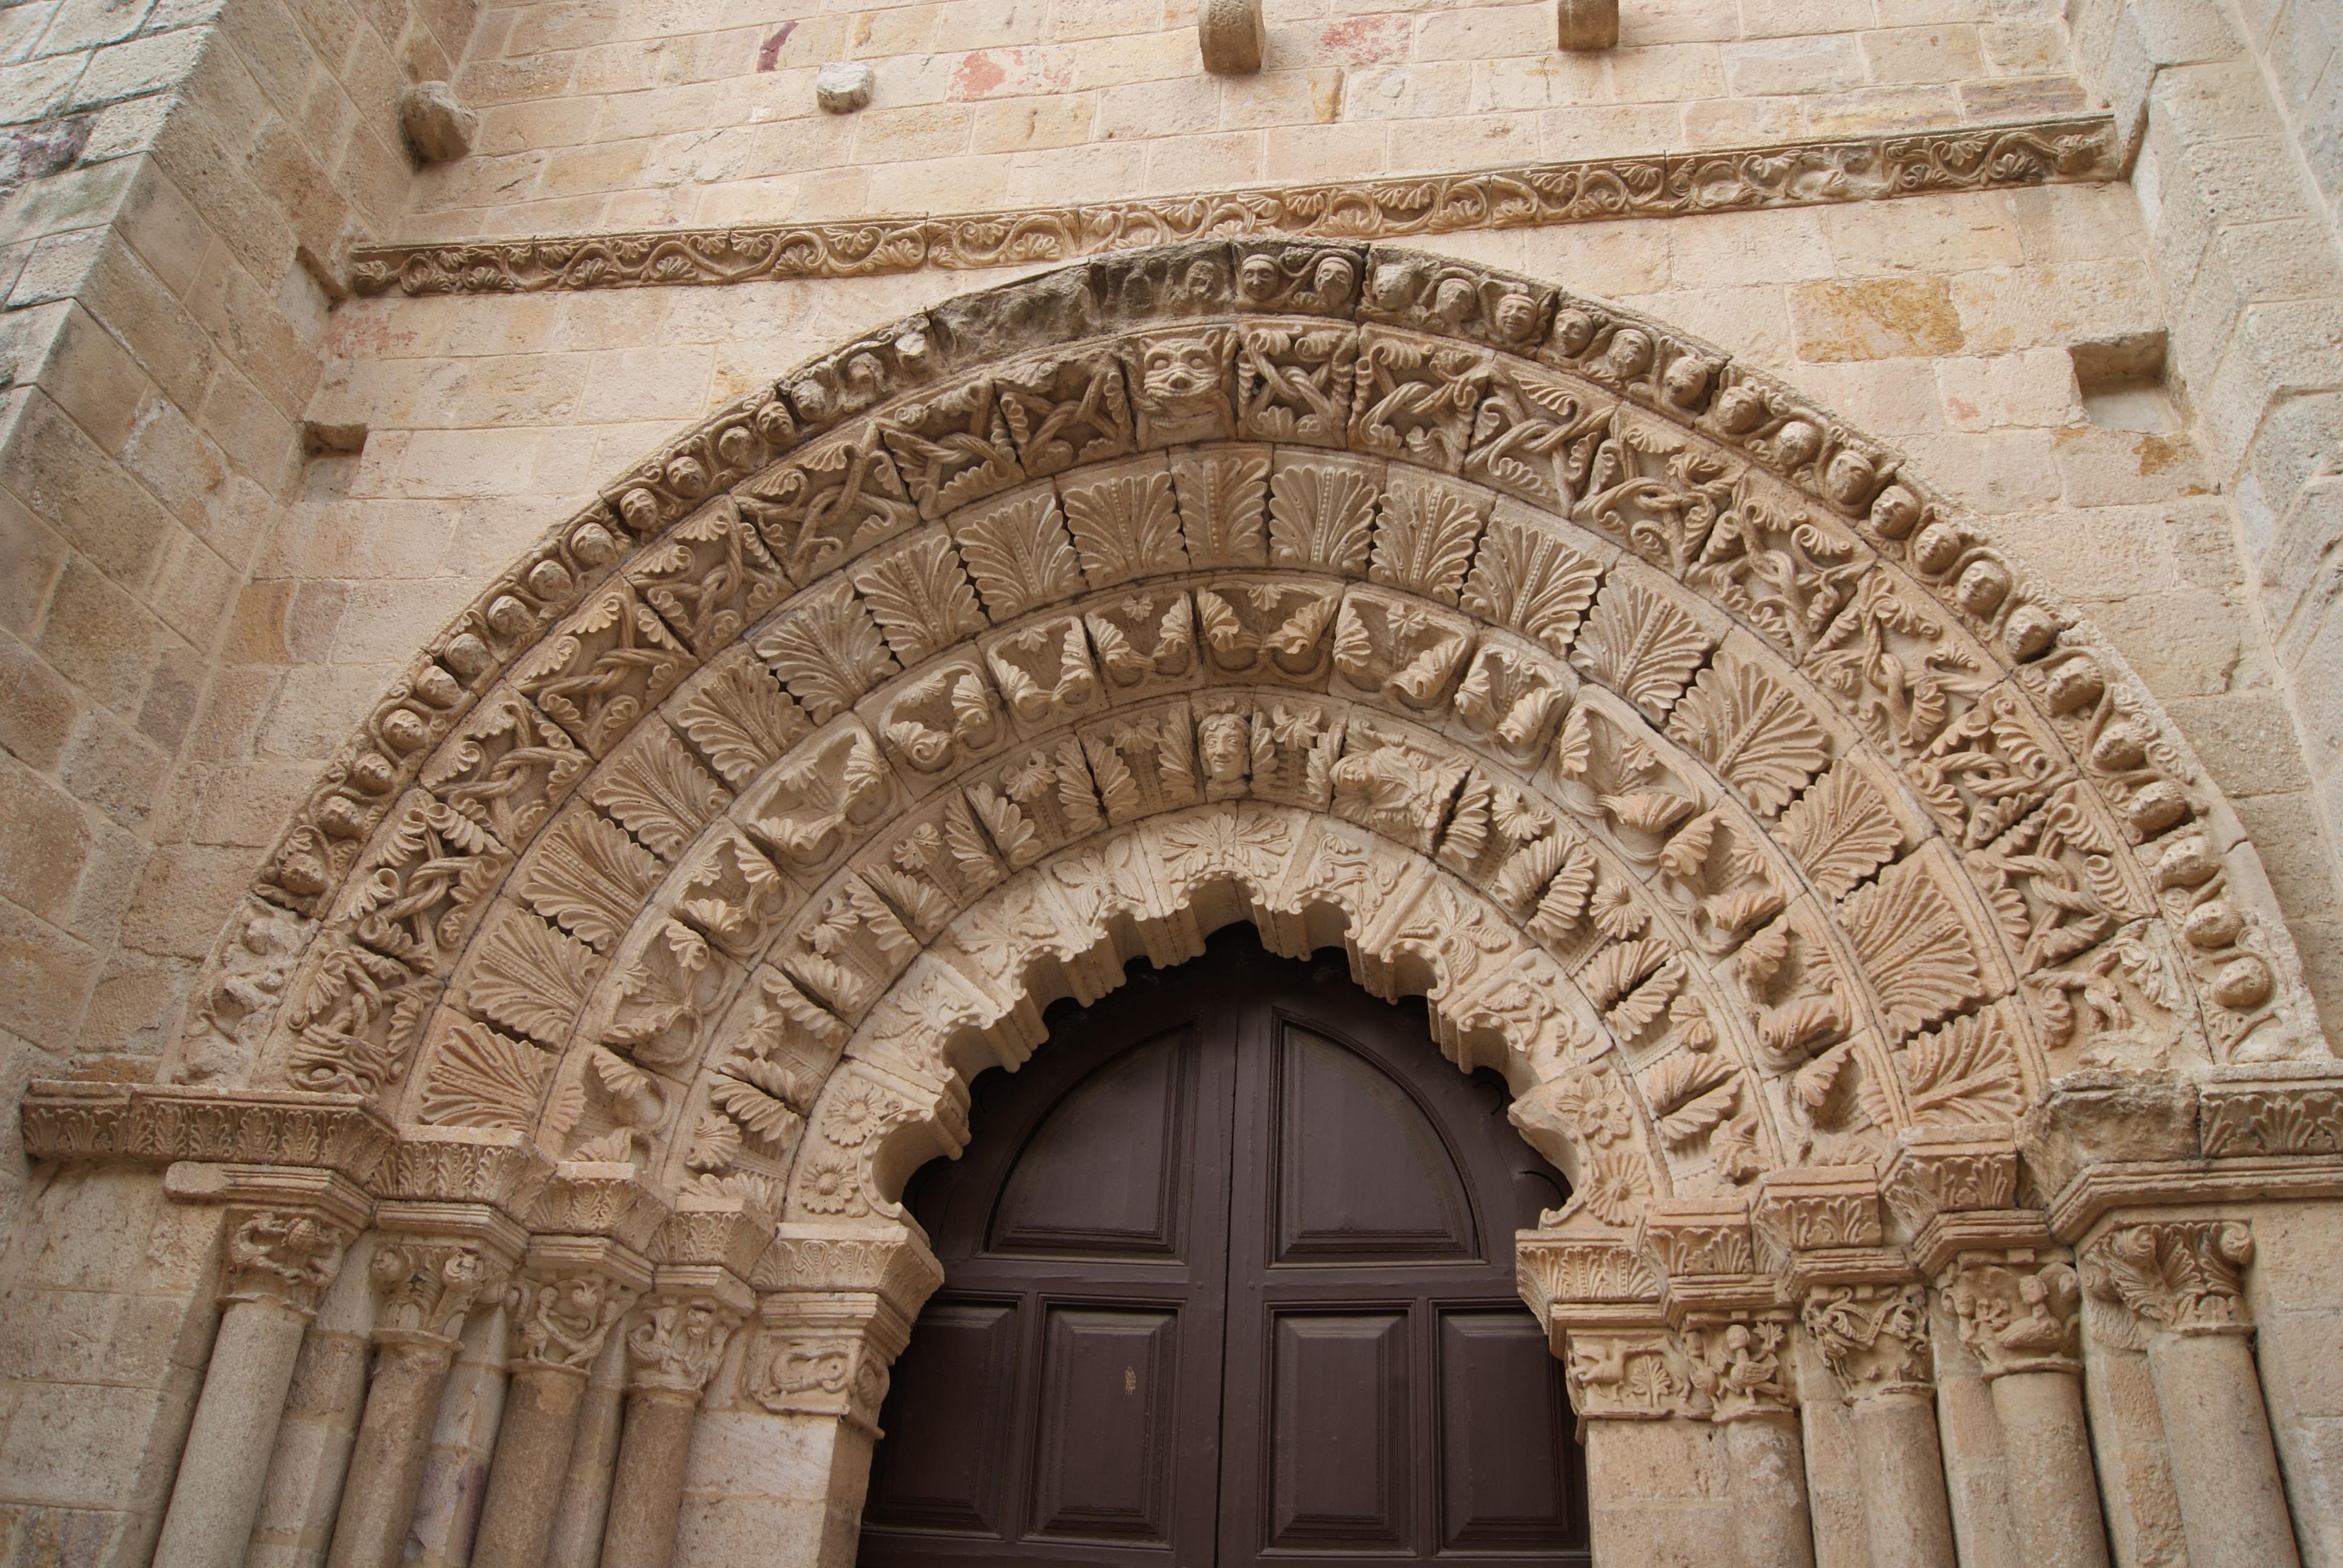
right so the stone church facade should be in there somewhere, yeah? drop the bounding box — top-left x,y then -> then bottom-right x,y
3,0 -> 2343,1565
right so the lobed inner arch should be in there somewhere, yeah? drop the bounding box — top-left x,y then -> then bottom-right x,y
173,238 -> 2327,1249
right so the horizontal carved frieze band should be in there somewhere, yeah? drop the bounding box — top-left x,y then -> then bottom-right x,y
349,116 -> 2117,298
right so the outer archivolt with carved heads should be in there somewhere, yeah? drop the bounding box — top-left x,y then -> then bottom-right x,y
169,240 -> 2317,1244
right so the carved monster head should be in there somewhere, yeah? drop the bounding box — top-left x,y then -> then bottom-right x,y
1127,330 -> 1234,446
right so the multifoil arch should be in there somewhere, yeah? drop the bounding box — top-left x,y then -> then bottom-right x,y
172,239 -> 2327,1239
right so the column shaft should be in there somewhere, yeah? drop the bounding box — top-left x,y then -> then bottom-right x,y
2146,1331 -> 2301,1568
1988,1368 -> 2109,1568
473,1366 -> 588,1568
324,1334 -> 461,1568
1722,1413 -> 1814,1568
543,1335 -> 629,1568
1851,1390 -> 1958,1568
598,1390 -> 699,1568
153,1298 -> 313,1568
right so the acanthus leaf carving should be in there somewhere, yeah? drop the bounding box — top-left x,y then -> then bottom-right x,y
848,528 -> 988,666
1837,851 -> 1988,1036
753,578 -> 902,725
518,807 -> 667,953
2081,1220 -> 2254,1338
1168,447 -> 1270,568
1058,455 -> 1191,589
1460,507 -> 1604,656
419,1018 -> 552,1130
460,907 -> 602,1047
668,652 -> 810,791
1267,451 -> 1378,575
1665,648 -> 1831,818
949,484 -> 1086,621
1570,575 -> 1713,723
586,725 -> 730,861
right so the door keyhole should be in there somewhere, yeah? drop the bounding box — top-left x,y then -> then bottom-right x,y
1124,1367 -> 1136,1395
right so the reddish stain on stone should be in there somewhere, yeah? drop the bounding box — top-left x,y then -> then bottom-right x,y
1319,16 -> 1408,64
952,50 -> 1009,99
756,21 -> 796,71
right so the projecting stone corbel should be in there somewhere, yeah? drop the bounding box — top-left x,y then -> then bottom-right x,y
1199,0 -> 1265,74
1558,0 -> 1619,50
399,80 -> 477,163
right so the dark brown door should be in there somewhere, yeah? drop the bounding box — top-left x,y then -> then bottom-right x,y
860,931 -> 1588,1567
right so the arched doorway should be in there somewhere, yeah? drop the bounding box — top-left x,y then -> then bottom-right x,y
860,929 -> 1589,1566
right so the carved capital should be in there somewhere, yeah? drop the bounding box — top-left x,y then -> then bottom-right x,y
745,1293 -> 911,1436
2081,1220 -> 2255,1339
369,1235 -> 505,1345
221,1207 -> 355,1315
1942,1252 -> 2080,1378
1683,1315 -> 1797,1422
1559,1321 -> 1698,1422
1801,1281 -> 1933,1401
625,1280 -> 748,1398
504,1238 -> 652,1376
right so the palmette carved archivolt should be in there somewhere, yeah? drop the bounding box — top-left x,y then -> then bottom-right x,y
175,242 -> 2321,1298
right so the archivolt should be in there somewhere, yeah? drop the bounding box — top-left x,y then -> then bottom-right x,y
175,239 -> 2324,1233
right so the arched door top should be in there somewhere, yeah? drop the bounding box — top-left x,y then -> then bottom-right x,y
169,240 -> 2323,1252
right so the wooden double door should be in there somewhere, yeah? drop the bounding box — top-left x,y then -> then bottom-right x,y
859,932 -> 1588,1567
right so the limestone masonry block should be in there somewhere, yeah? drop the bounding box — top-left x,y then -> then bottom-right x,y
399,82 -> 477,165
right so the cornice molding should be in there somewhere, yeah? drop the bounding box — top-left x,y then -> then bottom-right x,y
347,115 -> 2118,299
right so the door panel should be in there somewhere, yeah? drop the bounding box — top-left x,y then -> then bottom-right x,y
862,1299 -> 1020,1535
861,931 -> 1588,1568
1436,1308 -> 1582,1550
1028,1305 -> 1183,1542
1271,1025 -> 1473,1262
992,1027 -> 1194,1257
1265,1311 -> 1412,1549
